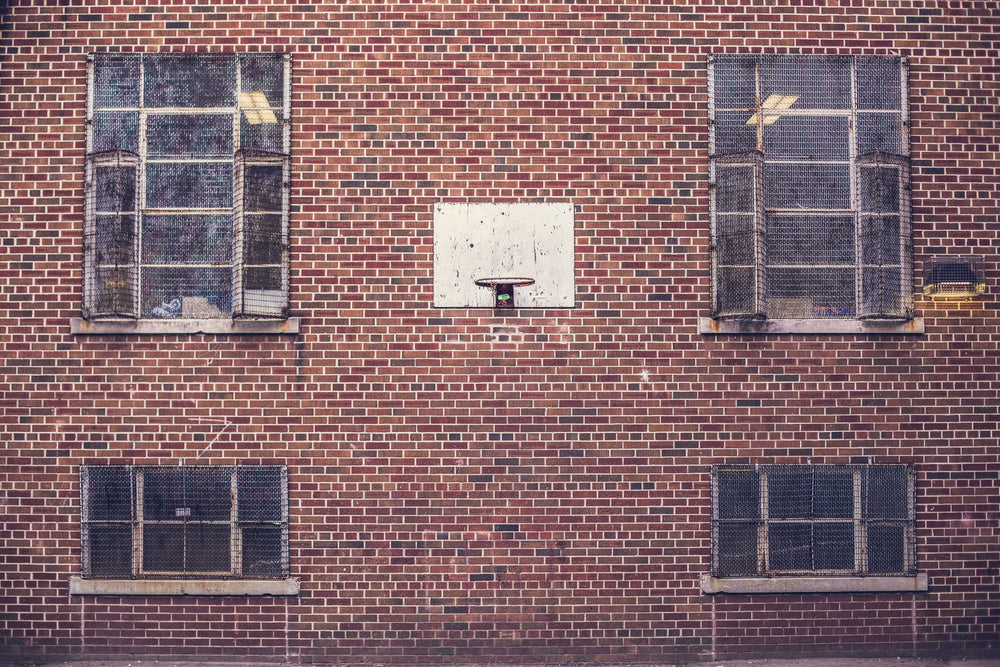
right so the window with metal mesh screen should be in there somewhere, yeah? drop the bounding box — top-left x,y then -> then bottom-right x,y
709,54 -> 912,320
81,466 -> 289,579
84,53 -> 290,320
711,464 -> 915,577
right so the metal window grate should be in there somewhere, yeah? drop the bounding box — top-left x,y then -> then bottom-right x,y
84,53 -> 290,320
709,55 -> 911,320
81,465 -> 289,579
711,463 -> 916,577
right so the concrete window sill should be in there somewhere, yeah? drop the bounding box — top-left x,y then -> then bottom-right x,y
70,576 -> 299,596
700,317 -> 924,336
701,573 -> 928,594
71,317 -> 300,336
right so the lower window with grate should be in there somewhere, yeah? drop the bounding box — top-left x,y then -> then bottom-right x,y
80,465 -> 288,579
711,463 -> 915,577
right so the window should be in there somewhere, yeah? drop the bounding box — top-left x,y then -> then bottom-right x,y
710,464 -> 916,580
84,53 -> 290,322
708,55 -> 912,324
80,466 -> 289,580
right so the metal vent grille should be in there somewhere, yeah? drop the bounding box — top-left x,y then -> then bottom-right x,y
711,464 -> 916,577
81,465 -> 289,579
709,55 -> 912,320
84,53 -> 290,320
923,255 -> 986,299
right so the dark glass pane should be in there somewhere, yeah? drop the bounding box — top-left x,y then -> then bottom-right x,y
716,266 -> 757,316
868,524 -> 906,573
244,266 -> 283,291
716,469 -> 760,520
242,165 -> 284,211
244,214 -> 282,265
813,470 -> 854,519
769,522 -> 812,571
94,165 -> 136,213
144,54 -> 236,108
715,215 -> 756,266
85,467 -> 133,521
94,214 -> 135,267
92,111 -> 140,153
763,116 -> 849,160
240,53 -> 285,105
145,162 -> 232,209
142,215 -> 231,265
87,524 -> 133,577
859,166 -> 900,214
143,523 -> 185,572
765,163 -> 850,210
866,466 -> 909,519
240,114 -> 285,153
237,467 -> 284,522
713,110 -> 757,154
716,522 -> 758,576
767,470 -> 812,519
814,522 -> 854,570
140,267 -> 232,318
91,265 -> 136,317
860,215 -> 902,266
861,266 -> 903,317
766,215 -> 855,266
760,55 -> 851,110
715,164 -> 756,213
93,54 -> 140,108
856,57 -> 903,111
185,524 -> 231,572
858,112 -> 905,154
185,469 -> 232,521
142,469 -> 185,521
147,114 -> 233,157
767,267 -> 856,318
712,55 -> 757,110
242,525 -> 284,577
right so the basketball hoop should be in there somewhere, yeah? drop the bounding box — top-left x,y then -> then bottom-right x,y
474,277 -> 535,309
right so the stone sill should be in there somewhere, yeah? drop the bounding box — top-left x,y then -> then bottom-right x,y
71,317 -> 300,335
69,576 -> 299,596
700,317 -> 924,335
701,573 -> 928,594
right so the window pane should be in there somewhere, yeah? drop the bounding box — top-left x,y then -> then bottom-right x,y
91,111 -> 140,153
715,215 -> 756,266
859,166 -> 901,214
766,215 -> 855,266
768,267 -> 856,318
765,163 -> 850,210
716,522 -> 758,576
240,114 -> 286,153
763,116 -> 849,159
147,114 -> 233,157
861,266 -> 904,317
716,266 -> 758,315
715,165 -> 757,213
858,112 -> 905,154
711,55 -> 757,110
713,110 -> 757,154
142,215 -> 231,265
814,522 -> 854,570
146,162 -> 232,209
859,215 -> 902,266
760,55 -> 851,110
94,165 -> 136,213
867,524 -> 906,573
143,524 -> 185,571
87,524 -> 133,577
242,165 -> 284,211
769,522 -> 812,571
244,214 -> 283,266
716,469 -> 760,520
767,470 -> 812,519
856,56 -> 902,111
243,526 -> 284,577
93,216 -> 135,266
85,467 -> 133,522
141,267 -> 232,319
144,54 -> 236,108
93,54 -> 140,108
866,466 -> 910,519
185,525 -> 231,572
142,469 -> 185,521
238,467 -> 284,522
814,470 -> 854,519
240,53 -> 285,105
185,469 -> 232,521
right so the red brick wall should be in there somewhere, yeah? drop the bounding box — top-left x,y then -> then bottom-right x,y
1,0 -> 998,662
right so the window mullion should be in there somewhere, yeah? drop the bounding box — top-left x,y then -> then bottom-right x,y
759,468 -> 769,575
855,468 -> 865,575
134,469 -> 144,578
232,468 -> 241,576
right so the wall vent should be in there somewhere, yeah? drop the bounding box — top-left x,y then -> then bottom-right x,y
923,256 -> 985,299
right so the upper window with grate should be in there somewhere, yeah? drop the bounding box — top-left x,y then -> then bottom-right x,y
80,465 -> 289,580
708,55 -> 912,322
711,463 -> 916,578
84,53 -> 290,321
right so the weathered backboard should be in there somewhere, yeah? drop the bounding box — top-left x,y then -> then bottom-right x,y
433,202 -> 575,308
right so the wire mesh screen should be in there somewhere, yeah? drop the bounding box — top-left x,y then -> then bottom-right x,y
923,255 -> 985,299
81,465 -> 288,579
709,55 -> 911,320
711,151 -> 765,318
84,53 -> 289,321
711,464 -> 915,577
